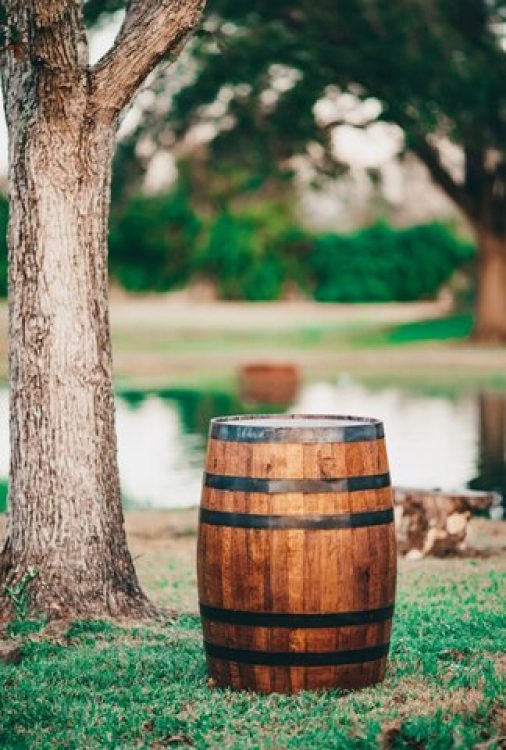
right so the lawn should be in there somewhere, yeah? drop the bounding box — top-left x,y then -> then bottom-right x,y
108,305 -> 506,394
1,525 -> 505,749
1,300 -> 506,392
1,299 -> 506,748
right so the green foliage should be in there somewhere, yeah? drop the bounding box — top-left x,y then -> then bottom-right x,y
83,0 -> 124,27
164,0 -> 506,236
388,314 -> 474,344
0,564 -> 504,748
108,186 -> 472,302
108,187 -> 201,293
0,480 -> 7,513
3,568 -> 49,638
0,194 -> 8,298
311,223 -> 474,303
198,202 -> 311,301
0,183 -> 474,304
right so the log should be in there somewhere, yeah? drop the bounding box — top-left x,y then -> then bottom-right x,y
393,487 -> 500,558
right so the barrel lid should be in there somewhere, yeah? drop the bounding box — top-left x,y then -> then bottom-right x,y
209,414 -> 384,443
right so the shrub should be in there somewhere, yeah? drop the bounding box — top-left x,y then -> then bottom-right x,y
310,222 -> 474,303
197,202 -> 312,301
108,188 -> 200,293
0,184 -> 473,304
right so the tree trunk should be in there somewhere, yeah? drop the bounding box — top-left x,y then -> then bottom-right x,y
473,230 -> 506,342
0,75 -> 153,620
469,393 -> 506,497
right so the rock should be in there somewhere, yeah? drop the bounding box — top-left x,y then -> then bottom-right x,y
0,644 -> 23,666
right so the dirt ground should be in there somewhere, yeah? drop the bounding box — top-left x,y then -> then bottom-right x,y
124,510 -> 506,613
107,296 -> 454,329
2,297 -> 506,386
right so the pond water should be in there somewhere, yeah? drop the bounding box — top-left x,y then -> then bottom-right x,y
0,380 -> 505,515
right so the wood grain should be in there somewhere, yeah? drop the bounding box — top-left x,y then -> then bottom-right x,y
201,487 -> 394,514
206,438 -> 389,478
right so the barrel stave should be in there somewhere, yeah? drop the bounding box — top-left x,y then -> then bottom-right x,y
206,439 -> 389,479
206,658 -> 389,692
198,526 -> 396,612
201,487 -> 393,514
202,621 -> 393,652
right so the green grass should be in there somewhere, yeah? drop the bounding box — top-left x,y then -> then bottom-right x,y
386,314 -> 474,345
340,314 -> 474,349
1,302 -> 505,391
111,315 -> 473,357
109,309 -> 506,394
1,563 -> 504,749
330,367 -> 506,397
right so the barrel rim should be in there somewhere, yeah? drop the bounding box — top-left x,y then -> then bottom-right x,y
209,413 -> 384,443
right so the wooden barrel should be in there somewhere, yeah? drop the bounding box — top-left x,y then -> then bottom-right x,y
238,363 -> 300,405
197,414 -> 397,693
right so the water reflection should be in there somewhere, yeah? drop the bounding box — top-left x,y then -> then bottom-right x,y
469,393 -> 506,498
116,395 -> 204,509
0,382 -> 505,510
293,381 -> 477,489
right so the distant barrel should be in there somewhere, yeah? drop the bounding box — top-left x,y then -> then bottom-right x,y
238,363 -> 300,405
197,414 -> 397,693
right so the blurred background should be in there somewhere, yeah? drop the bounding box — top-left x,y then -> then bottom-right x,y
0,0 -> 505,514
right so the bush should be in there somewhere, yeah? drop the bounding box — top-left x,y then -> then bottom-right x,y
0,185 -> 473,305
198,202 -> 312,301
310,223 -> 474,303
108,188 -> 200,293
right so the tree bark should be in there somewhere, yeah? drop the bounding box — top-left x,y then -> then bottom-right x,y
0,0 -> 211,620
473,230 -> 506,343
0,80 -> 156,619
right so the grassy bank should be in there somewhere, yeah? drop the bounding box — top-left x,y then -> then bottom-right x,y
1,301 -> 506,392
107,306 -> 506,393
1,533 -> 505,748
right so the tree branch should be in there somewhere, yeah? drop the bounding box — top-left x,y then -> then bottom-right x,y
1,1 -> 88,125
93,0 -> 206,118
412,137 -> 478,222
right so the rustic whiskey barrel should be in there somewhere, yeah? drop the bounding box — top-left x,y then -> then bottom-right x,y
197,414 -> 397,693
238,363 -> 300,405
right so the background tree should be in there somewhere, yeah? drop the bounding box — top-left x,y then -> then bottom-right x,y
146,0 -> 506,340
0,0 -> 205,620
